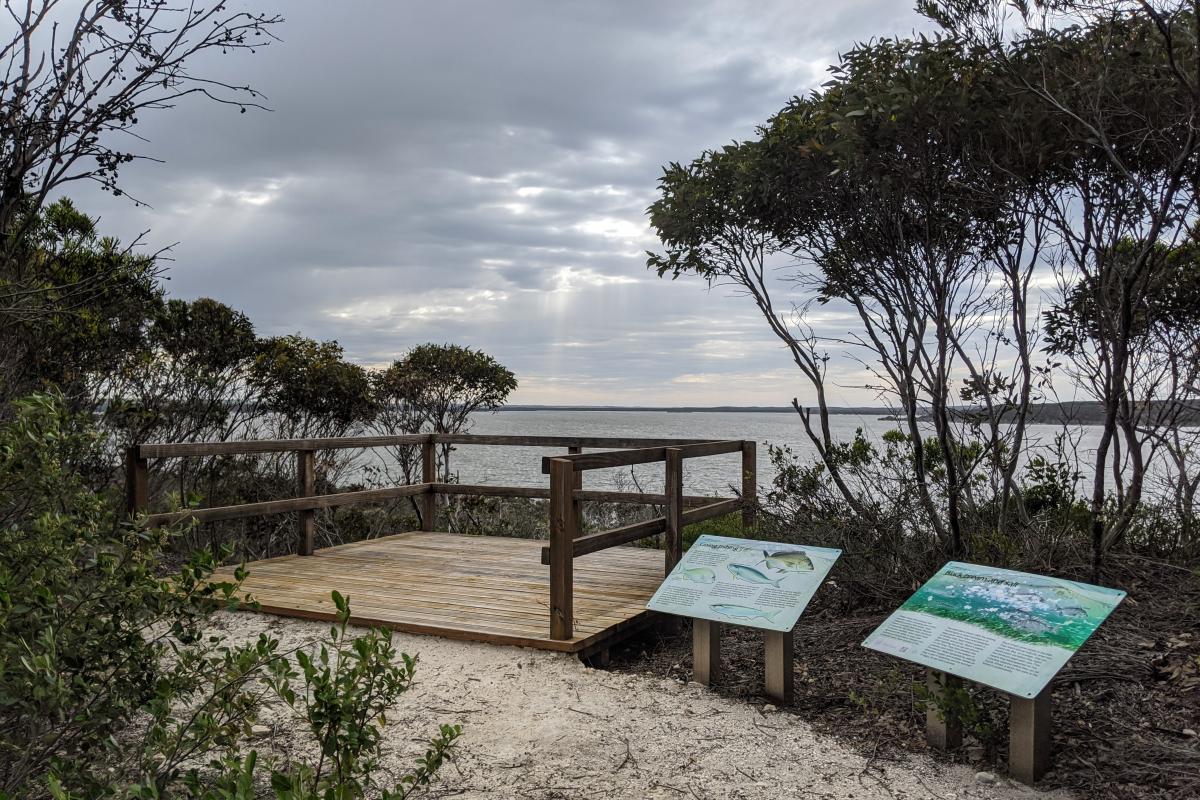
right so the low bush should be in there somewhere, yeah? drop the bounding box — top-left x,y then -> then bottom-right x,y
0,394 -> 457,798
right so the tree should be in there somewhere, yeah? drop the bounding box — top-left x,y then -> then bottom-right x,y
0,198 -> 161,414
99,297 -> 259,449
0,1 -> 281,242
929,0 -> 1200,576
374,344 -> 517,483
1045,234 -> 1200,542
0,2 -> 281,379
251,335 -> 378,439
650,35 -> 1046,557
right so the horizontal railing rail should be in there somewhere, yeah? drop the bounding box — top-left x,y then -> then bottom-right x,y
137,434 -> 430,458
539,496 -> 741,564
539,439 -> 744,473
124,431 -> 758,643
145,484 -> 431,527
140,481 -> 730,527
135,433 -> 721,460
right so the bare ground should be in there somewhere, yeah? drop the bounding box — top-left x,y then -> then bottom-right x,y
214,611 -> 1067,800
607,557 -> 1200,800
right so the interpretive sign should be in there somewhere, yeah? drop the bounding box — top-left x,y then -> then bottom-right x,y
646,534 -> 841,632
863,561 -> 1125,698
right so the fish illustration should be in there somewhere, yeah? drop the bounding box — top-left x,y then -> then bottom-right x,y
710,604 -> 782,623
1015,582 -> 1077,599
727,563 -> 785,587
1056,604 -> 1088,618
676,567 -> 716,584
761,550 -> 814,572
999,611 -> 1056,634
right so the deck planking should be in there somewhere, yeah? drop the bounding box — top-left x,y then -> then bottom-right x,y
215,531 -> 666,653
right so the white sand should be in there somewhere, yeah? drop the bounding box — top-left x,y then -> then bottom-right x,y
216,611 -> 1069,800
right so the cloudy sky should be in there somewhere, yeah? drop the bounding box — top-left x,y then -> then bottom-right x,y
77,1 -> 936,406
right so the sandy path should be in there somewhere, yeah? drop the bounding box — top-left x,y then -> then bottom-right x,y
216,611 -> 1067,800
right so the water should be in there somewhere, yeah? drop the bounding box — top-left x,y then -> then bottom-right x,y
425,409 -> 1150,498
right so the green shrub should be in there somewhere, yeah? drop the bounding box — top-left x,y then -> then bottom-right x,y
0,394 -> 265,796
0,394 -> 458,798
260,591 -> 460,799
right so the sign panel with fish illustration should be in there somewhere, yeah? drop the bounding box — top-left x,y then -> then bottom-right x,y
645,534 -> 841,632
863,561 -> 1125,698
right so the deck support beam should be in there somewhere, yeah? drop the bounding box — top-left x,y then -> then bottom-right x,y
1009,687 -> 1052,785
764,630 -> 794,705
692,619 -> 721,686
297,449 -> 316,555
581,647 -> 610,668
548,458 -> 577,640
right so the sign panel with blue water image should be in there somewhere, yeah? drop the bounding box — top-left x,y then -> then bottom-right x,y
646,534 -> 841,632
863,561 -> 1125,698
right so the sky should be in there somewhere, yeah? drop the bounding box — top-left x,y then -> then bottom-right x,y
74,1 -> 938,407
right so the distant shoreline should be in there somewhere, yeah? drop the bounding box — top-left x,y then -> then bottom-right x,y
500,402 -> 1200,426
503,405 -> 847,414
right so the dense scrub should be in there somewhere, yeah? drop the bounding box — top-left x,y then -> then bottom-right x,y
0,396 -> 459,799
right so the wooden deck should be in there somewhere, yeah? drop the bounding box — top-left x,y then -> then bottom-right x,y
217,531 -> 666,654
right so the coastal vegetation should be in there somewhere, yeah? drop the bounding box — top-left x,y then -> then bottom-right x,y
648,1 -> 1200,582
0,0 -> 1198,798
638,2 -> 1200,796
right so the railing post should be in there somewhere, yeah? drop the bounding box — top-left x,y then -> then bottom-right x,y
125,446 -> 149,517
665,447 -> 683,573
568,445 -> 584,532
297,449 -> 316,556
549,458 -> 576,640
420,435 -> 436,532
741,440 -> 757,533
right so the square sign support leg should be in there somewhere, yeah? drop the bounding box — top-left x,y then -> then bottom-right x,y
692,619 -> 721,686
764,630 -> 794,705
1009,687 -> 1052,785
924,669 -> 963,751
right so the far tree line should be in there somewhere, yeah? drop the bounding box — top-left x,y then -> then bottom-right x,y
1,198 -> 517,557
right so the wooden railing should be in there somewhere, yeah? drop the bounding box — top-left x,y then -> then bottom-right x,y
125,433 -> 756,640
540,439 -> 755,639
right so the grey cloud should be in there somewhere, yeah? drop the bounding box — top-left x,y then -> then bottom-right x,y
73,0 -> 933,406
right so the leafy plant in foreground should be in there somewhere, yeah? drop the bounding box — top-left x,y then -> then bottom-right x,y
258,591 -> 461,800
0,395 -> 459,799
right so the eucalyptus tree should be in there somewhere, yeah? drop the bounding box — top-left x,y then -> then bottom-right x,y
98,297 -> 260,451
651,36 -> 1045,557
649,117 -> 877,523
0,2 -> 281,381
0,198 -> 160,414
0,1 -> 281,239
373,343 -> 517,484
929,0 -> 1200,575
1045,234 -> 1200,546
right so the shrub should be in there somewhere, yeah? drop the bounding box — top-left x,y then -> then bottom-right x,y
0,394 -> 457,798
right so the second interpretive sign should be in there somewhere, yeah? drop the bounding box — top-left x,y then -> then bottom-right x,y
863,561 -> 1125,698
